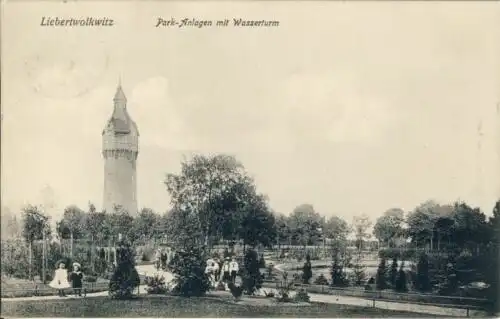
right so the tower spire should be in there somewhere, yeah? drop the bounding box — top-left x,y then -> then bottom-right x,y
114,77 -> 127,103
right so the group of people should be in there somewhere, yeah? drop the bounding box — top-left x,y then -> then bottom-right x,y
205,256 -> 239,290
48,262 -> 84,297
154,248 -> 174,271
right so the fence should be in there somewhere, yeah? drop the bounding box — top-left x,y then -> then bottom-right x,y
260,279 -> 491,316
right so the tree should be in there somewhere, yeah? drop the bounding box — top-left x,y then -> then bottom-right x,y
131,208 -> 160,243
22,205 -> 51,244
416,253 -> 431,292
163,207 -> 204,249
241,248 -> 262,295
107,207 -> 135,243
238,195 -> 277,248
395,261 -> 408,292
323,215 -> 350,242
57,205 -> 86,240
108,238 -> 140,299
276,214 -> 291,247
165,154 -> 257,246
1,207 -> 22,239
169,246 -> 210,297
449,202 -> 489,249
289,204 -> 322,248
389,257 -> 398,288
406,201 -> 453,250
85,206 -> 108,244
376,257 -> 388,290
352,215 -> 372,251
373,208 -> 405,247
302,254 -> 312,284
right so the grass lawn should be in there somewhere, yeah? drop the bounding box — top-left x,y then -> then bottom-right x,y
1,277 -> 110,298
1,295 -> 446,317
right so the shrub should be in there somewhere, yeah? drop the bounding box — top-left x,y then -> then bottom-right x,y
395,265 -> 408,292
108,239 -> 140,299
241,249 -> 262,295
376,257 -> 388,290
302,254 -> 312,284
145,274 -> 169,295
265,263 -> 275,280
294,288 -> 310,302
275,272 -> 294,302
416,253 -> 431,292
330,257 -> 349,287
314,274 -> 329,286
169,246 -> 210,297
390,257 -> 398,288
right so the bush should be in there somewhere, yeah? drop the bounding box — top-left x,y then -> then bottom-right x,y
170,246 -> 210,297
395,267 -> 408,292
330,257 -> 349,287
145,274 -> 169,295
314,274 -> 329,285
275,272 -> 294,303
294,288 -> 310,302
241,249 -> 262,295
376,257 -> 388,290
416,253 -> 431,292
108,239 -> 140,299
390,257 -> 398,288
302,254 -> 312,284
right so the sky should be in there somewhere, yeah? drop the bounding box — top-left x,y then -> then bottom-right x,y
1,1 -> 499,225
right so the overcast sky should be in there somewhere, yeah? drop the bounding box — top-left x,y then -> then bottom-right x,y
1,1 -> 499,224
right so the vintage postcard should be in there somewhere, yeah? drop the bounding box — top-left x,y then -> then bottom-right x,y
1,1 -> 499,318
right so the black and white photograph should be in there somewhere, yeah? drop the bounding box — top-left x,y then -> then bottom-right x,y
1,1 -> 499,317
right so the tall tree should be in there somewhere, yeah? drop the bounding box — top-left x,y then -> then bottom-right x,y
373,208 -> 405,247
352,214 -> 372,251
275,214 -> 291,247
56,205 -> 86,240
21,205 -> 51,279
131,208 -> 160,243
323,215 -> 350,242
165,154 -> 255,246
238,194 -> 277,248
289,204 -> 322,247
406,200 -> 453,250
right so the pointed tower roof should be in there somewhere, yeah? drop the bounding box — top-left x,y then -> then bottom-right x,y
103,81 -> 139,136
113,82 -> 127,103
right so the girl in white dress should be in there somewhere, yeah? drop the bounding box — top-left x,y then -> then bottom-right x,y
49,262 -> 71,297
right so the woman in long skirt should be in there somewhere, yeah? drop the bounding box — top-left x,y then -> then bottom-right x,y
49,262 -> 71,297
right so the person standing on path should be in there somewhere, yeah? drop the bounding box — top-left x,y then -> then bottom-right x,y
69,262 -> 84,297
222,257 -> 231,290
49,262 -> 70,297
154,249 -> 161,270
229,256 -> 239,284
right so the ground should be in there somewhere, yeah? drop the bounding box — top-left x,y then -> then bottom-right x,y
1,294 -> 446,318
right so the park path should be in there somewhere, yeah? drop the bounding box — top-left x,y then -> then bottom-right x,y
1,264 -> 485,317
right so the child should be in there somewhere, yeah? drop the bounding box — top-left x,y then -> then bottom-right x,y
70,262 -> 84,297
49,262 -> 70,297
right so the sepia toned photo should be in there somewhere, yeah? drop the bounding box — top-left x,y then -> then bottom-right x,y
1,1 -> 499,317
